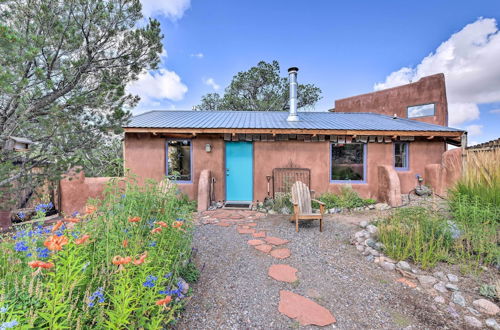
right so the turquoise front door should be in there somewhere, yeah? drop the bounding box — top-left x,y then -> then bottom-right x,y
225,142 -> 253,201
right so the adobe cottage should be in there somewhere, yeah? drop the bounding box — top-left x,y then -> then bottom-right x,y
122,68 -> 465,210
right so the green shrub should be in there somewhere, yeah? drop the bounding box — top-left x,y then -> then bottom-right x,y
315,187 -> 376,210
272,192 -> 293,213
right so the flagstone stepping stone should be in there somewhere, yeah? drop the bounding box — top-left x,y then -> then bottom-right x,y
268,264 -> 298,283
278,290 -> 336,326
247,239 -> 265,246
265,236 -> 289,245
215,222 -> 231,227
237,228 -> 255,234
254,244 -> 273,253
252,231 -> 266,238
270,248 -> 291,259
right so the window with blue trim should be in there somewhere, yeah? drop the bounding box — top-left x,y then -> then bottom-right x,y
394,142 -> 409,170
167,140 -> 192,181
331,143 -> 365,182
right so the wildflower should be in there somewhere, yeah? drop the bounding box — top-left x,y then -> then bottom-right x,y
44,235 -> 69,251
172,221 -> 183,229
0,320 -> 19,329
122,239 -> 128,248
156,221 -> 168,228
128,216 -> 141,223
28,260 -> 54,269
75,234 -> 90,245
88,287 -> 105,307
17,212 -> 25,219
133,251 -> 147,265
36,247 -> 50,259
148,241 -> 157,247
111,255 -> 131,265
13,230 -> 26,240
0,306 -> 6,313
155,296 -> 172,306
71,211 -> 79,217
14,241 -> 29,252
26,252 -> 32,257
35,202 -> 53,213
164,272 -> 172,278
85,205 -> 97,215
151,227 -> 162,234
143,275 -> 157,288
51,220 -> 63,233
121,194 -> 126,199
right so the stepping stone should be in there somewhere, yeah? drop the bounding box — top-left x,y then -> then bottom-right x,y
247,239 -> 265,246
265,236 -> 289,245
254,244 -> 273,253
237,228 -> 256,234
252,231 -> 266,238
268,264 -> 298,283
396,277 -> 417,288
215,222 -> 231,227
278,290 -> 336,326
270,248 -> 291,259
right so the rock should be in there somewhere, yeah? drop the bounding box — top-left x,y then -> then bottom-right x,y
362,249 -> 371,256
396,277 -> 417,288
329,208 -> 340,214
366,225 -> 378,235
415,185 -> 432,196
380,256 -> 396,264
254,244 -> 273,253
359,221 -> 368,228
356,237 -> 364,244
368,204 -> 375,210
356,245 -> 364,252
417,275 -> 438,287
433,271 -> 447,282
451,291 -> 466,307
369,249 -> 380,257
268,209 -> 276,215
247,239 -> 265,246
374,242 -> 385,251
268,264 -> 298,283
365,255 -> 374,262
355,230 -> 368,239
252,231 -> 266,238
447,306 -> 460,319
265,236 -> 289,246
463,316 -> 482,328
280,207 -> 291,215
447,273 -> 459,282
374,203 -> 390,210
380,261 -> 396,271
445,283 -> 459,291
486,318 -> 500,330
178,278 -> 189,294
270,248 -> 291,259
434,296 -> 446,304
278,290 -> 336,326
396,261 -> 412,272
365,239 -> 377,249
473,299 -> 500,315
433,282 -> 448,293
467,307 -> 481,316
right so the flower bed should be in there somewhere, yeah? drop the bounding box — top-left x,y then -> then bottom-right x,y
0,178 -> 196,329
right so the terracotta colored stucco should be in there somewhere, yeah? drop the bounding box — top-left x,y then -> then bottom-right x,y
377,165 -> 402,206
334,74 -> 448,126
425,148 -> 463,196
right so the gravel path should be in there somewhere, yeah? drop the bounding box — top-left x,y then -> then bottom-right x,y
175,211 -> 461,329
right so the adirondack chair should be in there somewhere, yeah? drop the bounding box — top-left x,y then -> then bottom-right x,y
290,181 -> 325,232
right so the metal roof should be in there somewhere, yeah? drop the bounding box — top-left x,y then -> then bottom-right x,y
125,110 -> 462,132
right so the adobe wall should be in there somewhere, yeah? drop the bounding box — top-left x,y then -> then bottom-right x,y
424,148 -> 463,196
334,74 -> 448,126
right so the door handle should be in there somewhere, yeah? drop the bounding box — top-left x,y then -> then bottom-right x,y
226,168 -> 229,176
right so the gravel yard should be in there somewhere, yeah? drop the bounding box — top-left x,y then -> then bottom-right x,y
175,211 -> 464,329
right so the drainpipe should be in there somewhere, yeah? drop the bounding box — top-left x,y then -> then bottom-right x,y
287,67 -> 299,122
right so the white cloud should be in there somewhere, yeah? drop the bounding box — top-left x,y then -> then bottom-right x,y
127,69 -> 188,106
465,124 -> 483,136
375,17 -> 500,126
190,53 -> 204,59
141,0 -> 190,20
203,77 -> 220,91
489,109 -> 500,114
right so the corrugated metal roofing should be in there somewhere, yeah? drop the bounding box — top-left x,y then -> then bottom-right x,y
125,110 -> 463,132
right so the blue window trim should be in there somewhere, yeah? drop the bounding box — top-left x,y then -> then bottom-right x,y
394,142 -> 409,171
165,139 -> 193,184
330,143 -> 367,184
407,103 -> 436,118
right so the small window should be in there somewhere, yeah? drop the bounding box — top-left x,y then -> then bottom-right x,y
166,140 -> 192,182
331,143 -> 365,182
407,103 -> 435,118
394,142 -> 409,170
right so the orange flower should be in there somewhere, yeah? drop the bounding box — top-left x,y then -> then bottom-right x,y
172,221 -> 183,229
44,235 -> 69,251
151,227 -> 162,234
112,255 -> 132,265
51,220 -> 64,232
128,216 -> 141,223
65,217 -> 80,223
156,221 -> 168,228
75,234 -> 90,245
85,205 -> 97,215
28,260 -> 54,269
122,239 -> 128,248
155,296 -> 172,306
133,251 -> 148,265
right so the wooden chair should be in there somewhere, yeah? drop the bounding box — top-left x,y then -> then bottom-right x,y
290,181 -> 325,232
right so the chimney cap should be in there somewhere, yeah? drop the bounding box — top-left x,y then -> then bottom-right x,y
288,67 -> 299,73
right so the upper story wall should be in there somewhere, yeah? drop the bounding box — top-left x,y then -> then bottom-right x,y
334,74 -> 448,126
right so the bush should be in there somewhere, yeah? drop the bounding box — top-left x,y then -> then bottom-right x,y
271,192 -> 293,214
0,178 -> 195,329
315,187 -> 376,210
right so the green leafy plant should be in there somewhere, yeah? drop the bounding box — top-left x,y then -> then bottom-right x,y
314,187 -> 376,210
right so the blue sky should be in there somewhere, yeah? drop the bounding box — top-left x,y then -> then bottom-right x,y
128,0 -> 500,145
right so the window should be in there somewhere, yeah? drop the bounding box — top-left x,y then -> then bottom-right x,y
166,140 -> 192,182
394,142 -> 409,170
331,143 -> 366,182
407,103 -> 435,118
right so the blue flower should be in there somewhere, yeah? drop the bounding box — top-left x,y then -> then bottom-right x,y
36,247 -> 50,259
143,275 -> 158,288
121,194 -> 126,199
0,306 -> 7,313
88,288 -> 105,307
13,230 -> 26,240
0,320 -> 19,328
26,252 -> 32,257
176,218 -> 185,222
17,212 -> 25,219
148,241 -> 157,247
71,211 -> 79,217
14,241 -> 29,252
164,272 -> 172,278
35,202 -> 53,213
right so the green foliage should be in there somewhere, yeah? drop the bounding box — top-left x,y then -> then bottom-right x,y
0,178 -> 195,328
314,187 -> 376,210
479,283 -> 499,301
376,207 -> 454,269
178,262 -> 200,283
196,60 -> 322,111
271,192 -> 294,213
79,137 -> 124,177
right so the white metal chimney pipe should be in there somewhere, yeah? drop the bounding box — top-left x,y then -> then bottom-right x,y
287,67 -> 299,122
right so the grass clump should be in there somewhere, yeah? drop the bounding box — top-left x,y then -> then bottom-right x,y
315,186 -> 376,210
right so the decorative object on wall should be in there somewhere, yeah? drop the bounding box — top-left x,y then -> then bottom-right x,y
205,144 -> 212,152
